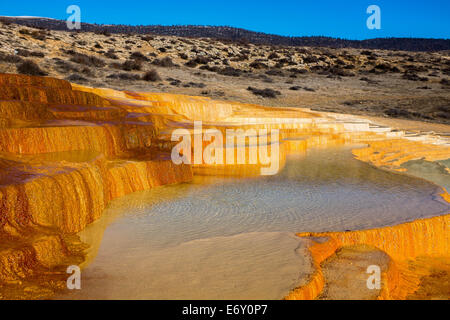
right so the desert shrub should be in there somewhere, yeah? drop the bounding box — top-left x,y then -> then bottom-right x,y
142,69 -> 161,82
94,43 -> 103,49
199,65 -> 219,72
0,51 -> 23,63
70,53 -> 106,68
81,67 -> 94,76
179,53 -> 188,60
217,66 -> 241,77
16,60 -> 47,76
373,63 -> 400,73
287,68 -> 308,74
185,60 -> 198,68
261,76 -> 273,83
249,61 -> 268,69
230,54 -> 248,62
360,77 -> 379,85
140,35 -> 154,42
247,87 -> 281,98
107,72 -> 141,81
193,56 -> 210,65
167,78 -> 182,86
130,51 -> 149,62
325,67 -> 355,77
158,48 -> 167,53
289,86 -> 315,92
66,74 -> 88,82
16,49 -> 44,58
121,59 -> 142,71
403,72 -> 428,81
95,29 -> 111,37
183,82 -> 206,88
439,78 -> 449,86
185,56 -> 210,67
180,38 -> 194,45
104,50 -> 119,60
62,49 -> 76,55
19,28 -> 47,41
265,69 -> 284,76
384,108 -> 411,118
403,64 -> 428,73
152,57 -> 174,67
54,59 -> 79,73
110,62 -> 122,69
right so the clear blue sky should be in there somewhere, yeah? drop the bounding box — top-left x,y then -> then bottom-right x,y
1,0 -> 449,40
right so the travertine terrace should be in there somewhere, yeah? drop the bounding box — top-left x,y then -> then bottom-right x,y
0,73 -> 449,299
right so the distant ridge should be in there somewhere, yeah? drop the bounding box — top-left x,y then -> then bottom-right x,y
1,16 -> 449,52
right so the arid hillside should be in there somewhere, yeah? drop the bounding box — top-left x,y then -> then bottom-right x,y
2,16 -> 450,51
0,21 -> 449,127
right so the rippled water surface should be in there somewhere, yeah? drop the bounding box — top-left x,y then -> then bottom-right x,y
60,145 -> 449,299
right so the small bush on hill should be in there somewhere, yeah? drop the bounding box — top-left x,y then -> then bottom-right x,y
142,69 -> 161,82
17,60 -> 48,76
121,59 -> 142,71
0,51 -> 23,63
247,87 -> 281,98
70,53 -> 106,68
152,57 -> 174,67
130,51 -> 150,62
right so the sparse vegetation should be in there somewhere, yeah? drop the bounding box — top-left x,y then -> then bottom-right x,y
152,57 -> 175,67
107,72 -> 141,81
18,28 -> 47,41
142,69 -> 161,82
17,60 -> 47,76
218,66 -> 241,77
247,87 -> 281,98
66,74 -> 88,82
120,59 -> 142,71
70,53 -> 106,68
16,49 -> 44,58
0,52 -> 23,63
104,50 -> 119,60
130,51 -> 150,62
0,19 -> 448,124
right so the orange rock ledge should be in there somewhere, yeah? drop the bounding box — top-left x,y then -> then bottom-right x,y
0,73 -> 448,299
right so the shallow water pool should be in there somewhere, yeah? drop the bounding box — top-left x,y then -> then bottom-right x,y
59,145 -> 449,299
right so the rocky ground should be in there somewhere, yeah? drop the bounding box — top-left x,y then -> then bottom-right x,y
0,21 -> 449,128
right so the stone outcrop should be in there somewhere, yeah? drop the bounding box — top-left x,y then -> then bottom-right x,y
284,214 -> 449,300
0,73 -> 448,299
